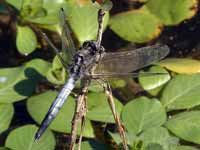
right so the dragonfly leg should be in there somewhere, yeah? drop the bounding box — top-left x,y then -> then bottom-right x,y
93,78 -> 107,88
103,81 -> 128,150
92,78 -> 128,149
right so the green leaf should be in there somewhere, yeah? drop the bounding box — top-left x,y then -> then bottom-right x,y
93,0 -> 113,11
139,127 -> 179,150
5,125 -> 55,150
132,139 -> 145,150
21,0 -> 46,23
46,68 -> 67,85
161,74 -> 200,111
86,92 -> 123,123
33,1 -> 110,35
109,131 -> 136,145
51,55 -> 64,70
0,147 -> 12,150
0,59 -> 50,103
139,66 -> 170,91
145,0 -> 198,25
27,90 -> 94,137
21,0 -> 44,16
22,1 -> 110,41
16,25 -> 37,55
88,80 -> 103,92
109,9 -> 162,43
78,140 -> 109,150
144,86 -> 163,97
0,104 -> 14,134
145,144 -> 163,150
63,2 -> 109,44
158,58 -> 200,74
176,146 -> 200,150
88,78 -> 126,93
109,78 -> 126,88
6,0 -> 23,10
22,0 -> 43,9
26,0 -> 66,25
46,56 -> 67,85
121,97 -> 166,134
165,111 -> 200,144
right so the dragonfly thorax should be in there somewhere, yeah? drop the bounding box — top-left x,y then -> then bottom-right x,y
82,40 -> 105,55
69,40 -> 105,80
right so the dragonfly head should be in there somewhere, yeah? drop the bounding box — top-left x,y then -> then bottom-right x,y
82,40 -> 105,55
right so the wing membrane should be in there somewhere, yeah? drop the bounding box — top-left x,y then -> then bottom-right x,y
41,32 -> 69,69
91,72 -> 168,78
60,8 -> 76,64
94,45 -> 170,74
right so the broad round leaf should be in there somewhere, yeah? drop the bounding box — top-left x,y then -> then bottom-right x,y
161,74 -> 200,111
139,127 -> 179,150
145,0 -> 198,25
27,90 -> 94,137
87,92 -> 123,123
109,9 -> 162,43
0,59 -> 50,103
165,111 -> 200,144
64,2 -> 109,44
158,58 -> 200,74
5,125 -> 55,150
0,104 -> 14,134
121,97 -> 166,134
139,66 -> 170,91
16,25 -> 37,55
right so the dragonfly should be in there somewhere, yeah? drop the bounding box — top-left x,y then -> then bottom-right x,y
34,8 -> 170,141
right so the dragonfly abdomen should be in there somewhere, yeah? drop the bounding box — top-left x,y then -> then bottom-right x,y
56,77 -> 75,104
35,77 -> 76,140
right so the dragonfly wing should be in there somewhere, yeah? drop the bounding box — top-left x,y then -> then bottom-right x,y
41,32 -> 69,69
91,72 -> 168,78
94,45 -> 170,74
60,8 -> 76,64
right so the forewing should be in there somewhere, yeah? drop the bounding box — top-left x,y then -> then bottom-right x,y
41,32 -> 69,69
94,45 -> 170,74
60,8 -> 76,64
